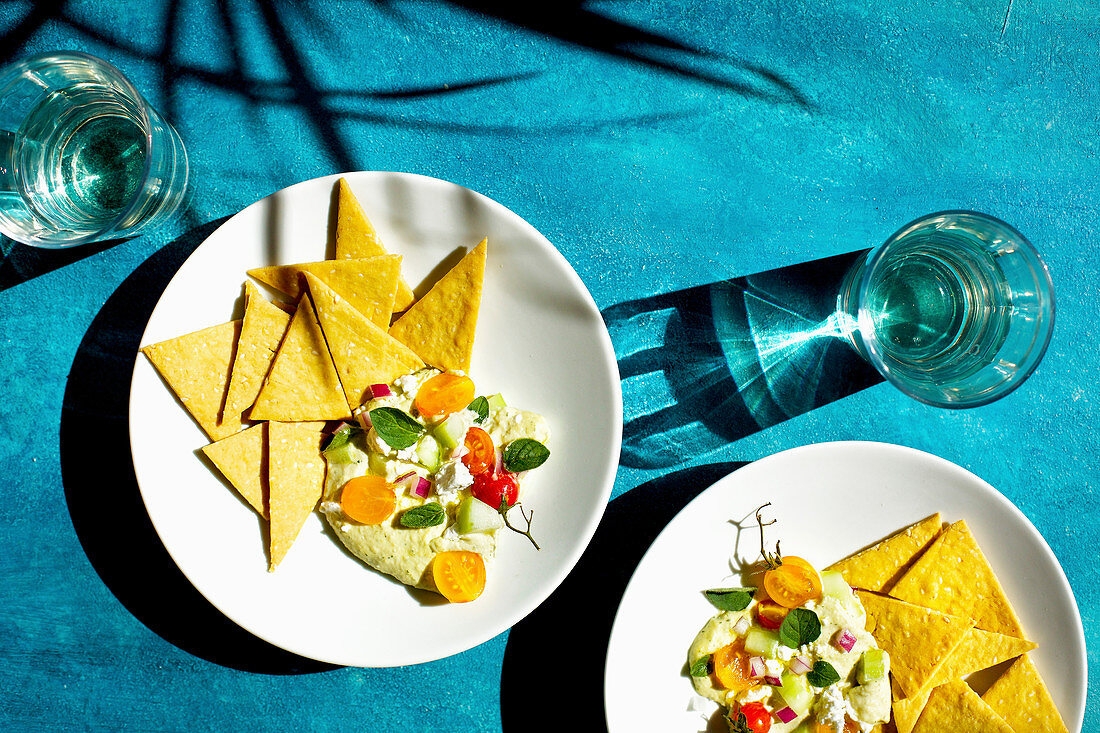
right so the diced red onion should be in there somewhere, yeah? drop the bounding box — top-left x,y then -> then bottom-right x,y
732,616 -> 751,636
763,675 -> 782,686
748,656 -> 766,678
413,477 -> 431,498
356,411 -> 373,431
774,707 -> 797,724
833,628 -> 857,653
327,420 -> 354,435
370,383 -> 392,398
493,447 -> 503,474
790,655 -> 812,675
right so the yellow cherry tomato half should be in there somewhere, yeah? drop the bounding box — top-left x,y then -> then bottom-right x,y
414,373 -> 476,420
432,550 -> 486,603
711,638 -> 759,692
763,555 -> 822,609
340,475 -> 397,524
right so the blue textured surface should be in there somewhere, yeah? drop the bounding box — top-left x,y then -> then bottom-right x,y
0,2 -> 1096,730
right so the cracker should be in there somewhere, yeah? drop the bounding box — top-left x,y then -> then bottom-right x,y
335,178 -> 415,311
201,423 -> 267,518
981,654 -> 1070,733
890,520 -> 1025,638
267,420 -> 326,570
389,238 -> 486,372
223,282 -> 292,418
142,320 -> 243,441
912,679 -> 1014,733
250,295 -> 350,421
826,513 -> 942,592
856,590 -> 972,699
246,255 -> 401,328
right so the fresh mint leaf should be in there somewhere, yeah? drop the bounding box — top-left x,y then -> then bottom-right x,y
724,711 -> 751,733
370,407 -> 424,450
807,660 -> 841,688
778,607 -> 821,649
502,438 -> 550,472
467,396 -> 490,423
399,503 -> 445,528
688,656 -> 711,677
702,588 -> 755,612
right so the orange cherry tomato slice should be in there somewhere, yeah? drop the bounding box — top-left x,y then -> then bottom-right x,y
432,550 -> 486,603
763,555 -> 822,609
339,475 -> 397,524
462,427 -> 495,475
755,599 -> 789,630
414,373 -> 476,420
711,638 -> 758,692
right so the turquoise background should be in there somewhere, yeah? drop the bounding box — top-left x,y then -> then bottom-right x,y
0,1 -> 1096,730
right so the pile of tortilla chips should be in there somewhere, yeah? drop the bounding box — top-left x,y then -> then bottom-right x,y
142,178 -> 488,571
825,515 -> 1070,732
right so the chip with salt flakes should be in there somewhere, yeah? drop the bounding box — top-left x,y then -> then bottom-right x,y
267,420 -> 326,571
911,679 -> 1014,733
335,178 -> 415,312
201,422 -> 267,518
826,512 -> 942,593
223,281 -> 292,419
389,238 -> 486,372
142,320 -> 242,441
982,654 -> 1070,733
890,520 -> 1025,639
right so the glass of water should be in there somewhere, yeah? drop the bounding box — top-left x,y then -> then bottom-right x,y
838,211 -> 1055,407
0,51 -> 188,248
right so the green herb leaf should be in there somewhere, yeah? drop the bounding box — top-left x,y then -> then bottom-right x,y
322,424 -> 361,459
370,407 -> 424,450
688,656 -> 711,677
502,438 -> 550,472
467,396 -> 490,423
778,607 -> 822,649
807,660 -> 841,688
702,587 -> 755,612
399,503 -> 445,528
725,711 -> 751,733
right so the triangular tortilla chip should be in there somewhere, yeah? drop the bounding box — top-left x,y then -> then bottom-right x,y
224,282 -> 292,418
304,272 -> 424,411
857,590 -> 972,699
250,296 -> 350,421
913,680 -> 1014,733
890,521 -> 1025,638
982,655 -> 1071,733
891,627 -> 1037,733
246,256 -> 401,328
201,423 -> 267,518
142,320 -> 243,441
826,513 -> 942,592
335,178 -> 414,311
267,420 -> 326,570
389,238 -> 486,372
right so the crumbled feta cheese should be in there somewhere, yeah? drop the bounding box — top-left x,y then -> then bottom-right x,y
764,659 -> 784,678
738,686 -> 772,705
432,458 -> 474,503
319,501 -> 342,515
815,684 -> 848,730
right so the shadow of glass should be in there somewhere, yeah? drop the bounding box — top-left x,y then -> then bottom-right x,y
0,235 -> 129,292
59,217 -> 335,674
606,251 -> 883,469
500,461 -> 745,732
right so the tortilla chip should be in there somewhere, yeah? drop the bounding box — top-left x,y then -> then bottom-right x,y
890,520 -> 1025,638
912,679 -> 1013,733
246,256 -> 401,328
267,420 -> 326,570
826,513 -> 942,592
250,296 -> 350,421
335,178 -> 414,311
142,320 -> 243,441
305,273 -> 424,410
389,238 -> 486,372
856,590 -> 972,699
982,655 -> 1070,733
223,282 -> 292,418
201,423 -> 267,518
891,627 -> 1037,733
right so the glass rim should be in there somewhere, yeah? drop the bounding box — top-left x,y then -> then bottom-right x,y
855,209 -> 1057,408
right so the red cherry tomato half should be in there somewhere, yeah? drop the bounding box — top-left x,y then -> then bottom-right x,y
755,599 -> 789,630
471,471 -> 519,510
737,701 -> 772,733
462,427 -> 495,475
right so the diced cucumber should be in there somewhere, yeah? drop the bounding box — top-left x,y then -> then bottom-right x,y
743,627 -> 780,657
416,435 -> 443,471
456,496 -> 504,534
486,393 -> 506,410
778,672 -> 813,716
323,440 -> 357,464
858,649 -> 888,684
821,570 -> 851,600
433,414 -> 467,451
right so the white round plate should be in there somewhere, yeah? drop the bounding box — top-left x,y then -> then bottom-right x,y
604,441 -> 1085,732
130,172 -> 622,667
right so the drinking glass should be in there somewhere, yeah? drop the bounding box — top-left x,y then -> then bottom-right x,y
838,211 -> 1055,407
0,51 -> 189,248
